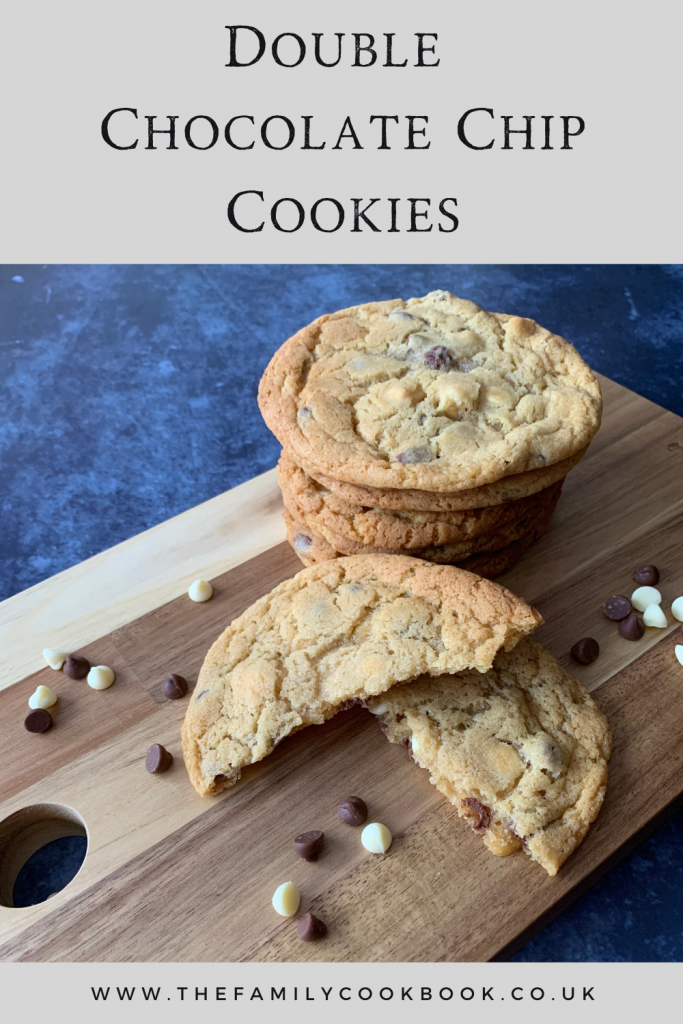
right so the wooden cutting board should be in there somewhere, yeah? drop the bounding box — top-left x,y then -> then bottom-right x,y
1,374 -> 683,963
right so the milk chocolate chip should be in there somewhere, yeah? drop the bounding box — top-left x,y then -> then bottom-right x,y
571,637 -> 600,665
161,673 -> 188,700
296,913 -> 327,942
423,345 -> 454,370
337,796 -> 367,826
633,564 -> 660,586
619,613 -> 645,641
461,797 -> 490,832
63,654 -> 90,680
24,709 -> 52,733
604,595 -> 631,621
293,830 -> 324,861
396,446 -> 431,465
145,743 -> 173,774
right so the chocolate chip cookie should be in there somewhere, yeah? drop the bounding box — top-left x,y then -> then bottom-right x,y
283,495 -> 558,577
367,637 -> 612,875
280,450 -> 563,552
182,554 -> 542,796
304,447 -> 586,513
258,291 -> 601,493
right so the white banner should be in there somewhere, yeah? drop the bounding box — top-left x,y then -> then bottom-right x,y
2,0 -> 681,262
0,961 -> 677,1021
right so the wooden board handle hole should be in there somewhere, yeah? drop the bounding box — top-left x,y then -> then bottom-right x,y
0,803 -> 88,908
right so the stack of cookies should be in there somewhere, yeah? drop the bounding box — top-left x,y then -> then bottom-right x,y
259,290 -> 602,578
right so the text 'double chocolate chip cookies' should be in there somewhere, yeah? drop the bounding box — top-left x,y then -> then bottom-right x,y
367,638 -> 612,876
181,554 -> 542,797
258,291 -> 601,576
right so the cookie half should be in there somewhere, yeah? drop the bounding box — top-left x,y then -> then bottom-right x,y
367,638 -> 612,875
182,554 -> 542,796
258,291 -> 601,492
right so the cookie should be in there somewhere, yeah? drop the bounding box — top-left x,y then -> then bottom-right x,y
181,554 -> 543,796
284,507 -> 340,566
304,448 -> 586,513
285,488 -> 559,561
280,451 -> 563,552
367,637 -> 612,876
283,497 -> 558,577
258,291 -> 601,492
452,515 -> 553,577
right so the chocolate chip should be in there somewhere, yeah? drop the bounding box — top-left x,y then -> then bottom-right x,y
24,709 -> 52,733
161,673 -> 187,700
145,743 -> 173,774
63,654 -> 90,680
296,913 -> 327,942
398,737 -> 414,759
619,613 -> 645,641
337,796 -> 367,826
571,637 -> 600,665
294,532 -> 312,551
541,740 -> 565,768
456,358 -> 476,373
633,564 -> 660,586
293,830 -> 324,861
396,446 -> 431,465
603,595 -> 631,621
423,345 -> 454,370
461,797 -> 490,832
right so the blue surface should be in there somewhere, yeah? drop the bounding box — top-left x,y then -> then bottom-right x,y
2,264 -> 683,959
12,837 -> 87,909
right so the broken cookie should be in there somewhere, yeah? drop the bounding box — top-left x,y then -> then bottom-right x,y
367,637 -> 611,876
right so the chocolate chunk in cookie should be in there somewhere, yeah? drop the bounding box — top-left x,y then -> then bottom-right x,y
423,345 -> 454,370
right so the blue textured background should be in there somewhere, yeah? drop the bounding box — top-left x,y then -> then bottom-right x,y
2,263 -> 683,960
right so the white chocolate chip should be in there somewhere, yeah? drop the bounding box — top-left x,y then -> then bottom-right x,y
642,603 -> 667,628
389,310 -> 416,321
675,645 -> 683,667
188,579 -> 213,603
28,685 -> 58,709
631,586 -> 662,612
671,597 -> 683,622
42,649 -> 69,671
361,822 -> 392,854
271,881 -> 300,917
369,702 -> 388,716
87,665 -> 115,690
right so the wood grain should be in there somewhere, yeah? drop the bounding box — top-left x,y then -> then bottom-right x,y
0,468 -> 286,690
2,631 -> 683,962
0,373 -> 682,961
